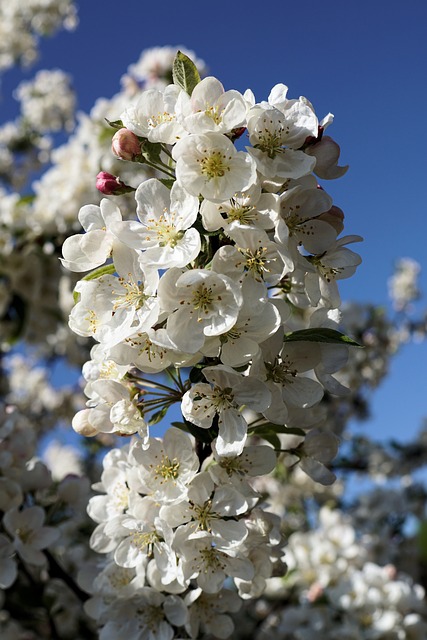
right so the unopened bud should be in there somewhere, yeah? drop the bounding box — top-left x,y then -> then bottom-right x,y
96,171 -> 135,195
72,409 -> 98,437
111,128 -> 141,161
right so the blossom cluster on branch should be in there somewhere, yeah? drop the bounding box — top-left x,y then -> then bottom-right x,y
59,51 -> 368,638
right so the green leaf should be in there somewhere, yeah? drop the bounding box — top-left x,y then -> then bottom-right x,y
172,51 -> 201,95
189,365 -> 206,384
72,264 -> 116,303
283,328 -> 361,347
418,521 -> 427,563
171,421 -> 188,431
3,294 -> 28,345
159,178 -> 175,190
174,418 -> 218,444
248,423 -> 306,437
141,139 -> 163,164
17,194 -> 36,206
257,432 -> 282,451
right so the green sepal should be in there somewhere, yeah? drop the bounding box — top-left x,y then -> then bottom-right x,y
172,51 -> 201,96
149,406 -> 169,426
283,328 -> 361,347
105,118 -> 124,130
72,263 -> 116,304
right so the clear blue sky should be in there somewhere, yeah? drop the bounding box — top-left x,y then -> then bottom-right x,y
3,0 -> 427,448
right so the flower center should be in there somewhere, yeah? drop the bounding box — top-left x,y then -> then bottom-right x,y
85,309 -> 99,333
266,358 -> 297,384
112,481 -> 129,511
137,604 -> 165,632
309,256 -> 343,282
191,499 -> 217,531
211,386 -> 234,410
131,530 -> 159,551
15,527 -> 33,544
153,454 -> 180,482
204,104 -> 223,125
228,205 -> 256,225
239,246 -> 270,279
112,275 -> 148,311
219,456 -> 247,477
148,111 -> 175,128
108,567 -> 134,589
200,151 -> 230,179
220,327 -> 242,344
255,115 -> 290,157
200,546 -> 226,571
146,209 -> 184,247
192,285 -> 214,315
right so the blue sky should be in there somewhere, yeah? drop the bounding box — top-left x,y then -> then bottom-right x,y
2,0 -> 427,448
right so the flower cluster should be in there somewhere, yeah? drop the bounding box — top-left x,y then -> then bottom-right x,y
14,68 -> 76,133
248,507 -> 427,640
0,0 -> 78,72
61,52 -> 366,637
81,431 -> 283,638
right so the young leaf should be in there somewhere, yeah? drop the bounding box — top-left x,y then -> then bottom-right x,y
283,328 -> 361,347
172,51 -> 201,95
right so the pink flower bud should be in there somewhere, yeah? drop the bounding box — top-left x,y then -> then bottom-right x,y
95,171 -> 135,195
111,128 -> 141,161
